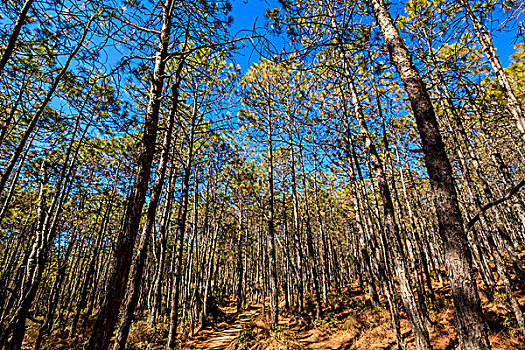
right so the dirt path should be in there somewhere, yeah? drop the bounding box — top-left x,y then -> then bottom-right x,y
196,307 -> 260,349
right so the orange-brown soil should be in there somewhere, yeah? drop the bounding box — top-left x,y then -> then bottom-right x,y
20,278 -> 525,349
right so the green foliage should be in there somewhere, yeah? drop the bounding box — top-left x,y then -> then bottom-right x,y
238,322 -> 255,343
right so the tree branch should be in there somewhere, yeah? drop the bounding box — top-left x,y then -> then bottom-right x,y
105,9 -> 161,35
467,180 -> 525,229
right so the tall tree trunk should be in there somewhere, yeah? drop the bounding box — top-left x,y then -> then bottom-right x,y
297,146 -> 323,320
112,62 -> 183,350
287,127 -> 304,315
266,98 -> 279,329
312,153 -> 330,304
347,76 -> 431,350
369,1 -> 491,348
0,0 -> 34,74
236,205 -> 244,314
149,166 -> 177,327
87,1 -> 175,348
166,107 -> 197,349
338,83 -> 381,309
459,0 -> 525,142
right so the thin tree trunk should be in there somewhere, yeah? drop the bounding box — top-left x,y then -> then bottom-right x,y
347,76 -> 431,350
112,61 -> 183,350
297,147 -> 322,320
459,0 -> 525,142
166,107 -> 197,349
236,205 -> 244,314
0,0 -> 34,74
266,97 -> 279,329
0,17 -> 93,196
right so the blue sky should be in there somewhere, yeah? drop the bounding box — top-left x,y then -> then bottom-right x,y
494,30 -> 518,67
229,0 -> 520,71
230,0 -> 277,71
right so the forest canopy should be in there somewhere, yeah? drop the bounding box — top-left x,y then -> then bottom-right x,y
1,0 -> 525,349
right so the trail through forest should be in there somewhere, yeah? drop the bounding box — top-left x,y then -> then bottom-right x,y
184,279 -> 525,350
194,307 -> 260,349
2,1 -> 525,350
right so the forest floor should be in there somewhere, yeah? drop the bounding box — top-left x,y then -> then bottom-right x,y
21,275 -> 525,349
181,281 -> 525,350
184,306 -> 260,349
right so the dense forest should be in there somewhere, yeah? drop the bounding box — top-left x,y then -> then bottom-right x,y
1,0 -> 525,349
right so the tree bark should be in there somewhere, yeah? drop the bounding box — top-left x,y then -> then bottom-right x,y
0,0 -> 34,75
0,17 -> 93,196
87,1 -> 175,348
166,106 -> 197,349
369,1 -> 491,348
112,61 -> 183,350
347,76 -> 431,350
266,97 -> 279,329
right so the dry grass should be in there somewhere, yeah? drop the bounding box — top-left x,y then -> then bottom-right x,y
222,280 -> 525,350
19,252 -> 525,350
